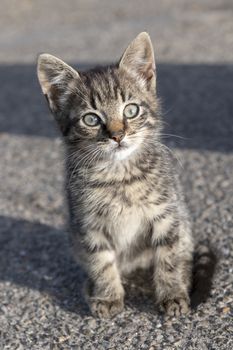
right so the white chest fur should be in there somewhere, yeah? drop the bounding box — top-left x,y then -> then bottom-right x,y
108,206 -> 144,253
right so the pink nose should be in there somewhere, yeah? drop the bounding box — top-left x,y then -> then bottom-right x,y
110,131 -> 124,143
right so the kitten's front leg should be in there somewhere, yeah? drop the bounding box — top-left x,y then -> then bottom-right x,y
82,238 -> 124,318
152,217 -> 193,317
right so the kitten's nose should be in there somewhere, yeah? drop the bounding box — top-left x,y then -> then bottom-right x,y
110,131 -> 125,144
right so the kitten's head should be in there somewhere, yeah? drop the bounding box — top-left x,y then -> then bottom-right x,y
37,32 -> 161,163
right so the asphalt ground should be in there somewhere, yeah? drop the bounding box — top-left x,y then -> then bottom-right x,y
0,1 -> 233,349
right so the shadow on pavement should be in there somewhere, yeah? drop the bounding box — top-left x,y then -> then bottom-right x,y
0,215 -> 88,316
0,63 -> 232,152
0,215 -> 217,316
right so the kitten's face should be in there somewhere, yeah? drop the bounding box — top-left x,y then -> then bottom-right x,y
66,67 -> 160,162
37,32 -> 160,163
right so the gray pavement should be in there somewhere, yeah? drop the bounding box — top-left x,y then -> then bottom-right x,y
0,1 -> 233,349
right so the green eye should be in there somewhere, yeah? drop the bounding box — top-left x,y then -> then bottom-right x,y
83,114 -> 101,127
123,103 -> 140,119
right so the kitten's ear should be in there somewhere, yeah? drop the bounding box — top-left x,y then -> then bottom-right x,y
37,54 -> 80,115
119,32 -> 156,91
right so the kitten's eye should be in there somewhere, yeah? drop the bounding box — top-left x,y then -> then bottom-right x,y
83,114 -> 101,127
123,103 -> 139,119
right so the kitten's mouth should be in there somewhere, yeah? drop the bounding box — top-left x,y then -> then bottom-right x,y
114,142 -> 128,151
107,138 -> 138,160
116,143 -> 125,148
108,140 -> 139,161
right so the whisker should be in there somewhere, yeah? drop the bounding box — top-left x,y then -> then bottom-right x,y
68,147 -> 98,184
157,142 -> 184,169
160,133 -> 189,140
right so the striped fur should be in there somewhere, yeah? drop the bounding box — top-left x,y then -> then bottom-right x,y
37,32 -> 194,318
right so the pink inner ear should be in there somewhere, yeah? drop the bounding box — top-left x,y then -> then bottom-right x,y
140,62 -> 154,81
146,65 -> 154,80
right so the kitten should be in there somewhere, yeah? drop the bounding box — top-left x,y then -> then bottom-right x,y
37,32 -> 194,318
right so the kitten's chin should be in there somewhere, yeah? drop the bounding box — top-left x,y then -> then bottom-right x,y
113,145 -> 138,161
102,137 -> 142,162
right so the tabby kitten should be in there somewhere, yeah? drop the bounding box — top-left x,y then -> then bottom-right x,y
37,32 -> 194,318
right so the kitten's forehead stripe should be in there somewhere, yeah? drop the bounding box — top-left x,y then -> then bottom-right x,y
93,91 -> 102,106
113,81 -> 119,100
120,89 -> 126,102
90,91 -> 97,110
127,92 -> 133,100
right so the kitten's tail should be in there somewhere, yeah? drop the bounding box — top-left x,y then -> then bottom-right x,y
191,242 -> 217,308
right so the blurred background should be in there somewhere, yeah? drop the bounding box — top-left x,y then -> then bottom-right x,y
0,1 -> 232,349
1,0 -> 233,148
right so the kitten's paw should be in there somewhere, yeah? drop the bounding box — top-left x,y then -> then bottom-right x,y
161,297 -> 190,317
89,298 -> 124,318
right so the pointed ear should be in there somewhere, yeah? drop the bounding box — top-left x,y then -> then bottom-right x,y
37,54 -> 80,115
119,32 -> 156,91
